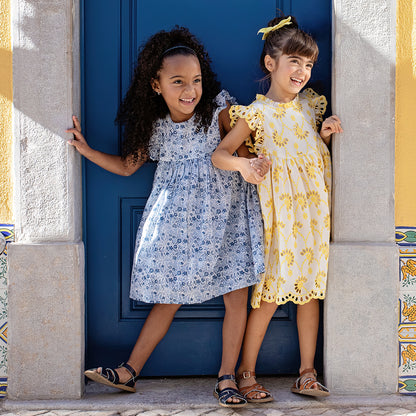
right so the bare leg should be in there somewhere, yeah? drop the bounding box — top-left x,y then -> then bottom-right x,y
297,298 -> 320,389
99,303 -> 181,382
217,287 -> 248,403
237,300 -> 278,399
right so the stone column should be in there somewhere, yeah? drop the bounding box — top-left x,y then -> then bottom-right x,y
7,0 -> 84,399
324,0 -> 398,393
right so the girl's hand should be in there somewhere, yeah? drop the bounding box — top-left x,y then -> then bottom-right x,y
249,154 -> 272,177
65,116 -> 144,176
66,116 -> 93,157
239,158 -> 269,185
320,115 -> 343,144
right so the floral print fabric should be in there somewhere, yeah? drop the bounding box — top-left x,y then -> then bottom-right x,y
230,88 -> 331,307
129,91 -> 265,304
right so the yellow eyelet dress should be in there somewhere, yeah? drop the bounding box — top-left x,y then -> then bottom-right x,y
230,88 -> 332,307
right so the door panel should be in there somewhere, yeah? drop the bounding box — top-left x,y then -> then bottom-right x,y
84,0 -> 330,376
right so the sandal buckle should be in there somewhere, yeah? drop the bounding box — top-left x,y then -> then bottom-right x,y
242,371 -> 254,379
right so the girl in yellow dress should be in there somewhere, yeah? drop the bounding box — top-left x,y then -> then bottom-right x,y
212,15 -> 342,400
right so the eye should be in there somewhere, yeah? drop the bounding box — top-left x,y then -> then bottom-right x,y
306,63 -> 314,69
194,78 -> 202,84
173,80 -> 183,85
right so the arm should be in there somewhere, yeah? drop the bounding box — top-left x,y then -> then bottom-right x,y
218,105 -> 249,158
218,105 -> 271,163
66,116 -> 146,176
212,118 -> 269,184
320,115 -> 343,146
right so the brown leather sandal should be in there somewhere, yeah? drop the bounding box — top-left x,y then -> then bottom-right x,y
237,370 -> 274,403
291,368 -> 330,397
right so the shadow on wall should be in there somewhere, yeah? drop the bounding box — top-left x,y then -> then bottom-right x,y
11,0 -> 83,243
12,1 -> 76,139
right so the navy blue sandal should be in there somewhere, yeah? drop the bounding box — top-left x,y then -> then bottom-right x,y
213,374 -> 247,408
84,362 -> 138,392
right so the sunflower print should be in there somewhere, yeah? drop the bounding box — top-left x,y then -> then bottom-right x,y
230,89 -> 331,306
273,131 -> 289,147
294,122 -> 309,140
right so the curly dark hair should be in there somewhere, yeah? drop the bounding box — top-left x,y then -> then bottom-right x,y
116,26 -> 221,162
259,16 -> 319,75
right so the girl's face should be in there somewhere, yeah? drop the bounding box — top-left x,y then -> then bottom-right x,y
265,53 -> 314,102
152,54 -> 202,122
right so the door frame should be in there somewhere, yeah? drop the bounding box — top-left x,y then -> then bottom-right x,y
6,0 -> 398,399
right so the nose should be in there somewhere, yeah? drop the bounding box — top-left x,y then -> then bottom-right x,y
297,65 -> 306,74
184,83 -> 194,92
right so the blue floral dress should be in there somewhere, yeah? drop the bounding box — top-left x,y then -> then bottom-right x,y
129,91 -> 265,304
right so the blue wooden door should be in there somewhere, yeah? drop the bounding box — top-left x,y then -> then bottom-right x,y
83,0 -> 331,376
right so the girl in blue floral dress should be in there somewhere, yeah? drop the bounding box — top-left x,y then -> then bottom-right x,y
67,27 -> 268,408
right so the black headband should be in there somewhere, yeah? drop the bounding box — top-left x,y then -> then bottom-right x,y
162,45 -> 197,57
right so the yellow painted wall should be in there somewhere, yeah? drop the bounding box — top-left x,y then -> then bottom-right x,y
396,0 -> 416,226
0,0 -> 13,223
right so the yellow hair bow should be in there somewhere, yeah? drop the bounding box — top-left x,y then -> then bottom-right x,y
257,16 -> 292,40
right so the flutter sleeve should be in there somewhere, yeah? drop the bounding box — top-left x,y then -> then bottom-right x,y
215,89 -> 237,108
303,88 -> 328,128
229,104 -> 264,154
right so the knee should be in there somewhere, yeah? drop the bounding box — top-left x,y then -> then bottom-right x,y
223,288 -> 248,310
154,303 -> 181,315
298,298 -> 319,312
257,300 -> 279,318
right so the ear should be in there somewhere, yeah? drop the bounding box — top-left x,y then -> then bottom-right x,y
264,55 -> 277,72
151,79 -> 161,94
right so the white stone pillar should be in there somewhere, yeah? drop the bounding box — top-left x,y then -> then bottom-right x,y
324,0 -> 399,393
8,0 -> 84,399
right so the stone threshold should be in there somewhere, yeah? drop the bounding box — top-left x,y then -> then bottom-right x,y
1,377 -> 414,412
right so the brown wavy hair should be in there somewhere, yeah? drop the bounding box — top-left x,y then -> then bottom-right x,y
116,27 -> 221,162
259,16 -> 319,75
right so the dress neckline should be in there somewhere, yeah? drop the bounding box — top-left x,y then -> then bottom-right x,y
255,93 -> 300,109
166,113 -> 196,125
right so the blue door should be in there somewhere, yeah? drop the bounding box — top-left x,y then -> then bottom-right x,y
83,0 -> 331,376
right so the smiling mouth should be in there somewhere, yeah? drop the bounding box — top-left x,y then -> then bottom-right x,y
180,98 -> 196,103
290,77 -> 303,86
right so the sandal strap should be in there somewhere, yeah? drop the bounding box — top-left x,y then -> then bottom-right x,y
218,387 -> 246,405
217,374 -> 236,383
100,363 -> 137,388
295,377 -> 329,393
215,374 -> 236,394
296,376 -> 316,390
239,382 -> 271,398
294,369 -> 329,393
101,367 -> 119,384
313,381 -> 330,393
236,370 -> 256,381
295,368 -> 317,389
119,362 -> 138,381
299,368 -> 317,377
214,374 -> 247,406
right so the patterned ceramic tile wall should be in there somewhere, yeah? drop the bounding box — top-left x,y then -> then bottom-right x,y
397,226 -> 416,394
0,224 -> 13,397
